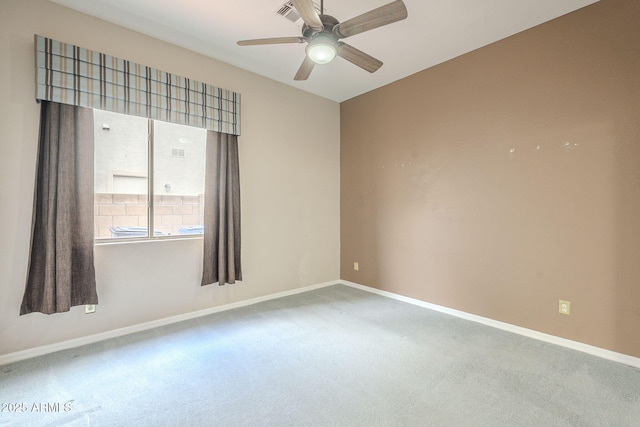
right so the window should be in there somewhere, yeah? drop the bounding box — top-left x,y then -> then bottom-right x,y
94,109 -> 206,240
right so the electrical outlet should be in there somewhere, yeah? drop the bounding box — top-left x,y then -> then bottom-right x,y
353,262 -> 359,271
558,300 -> 570,315
85,304 -> 96,314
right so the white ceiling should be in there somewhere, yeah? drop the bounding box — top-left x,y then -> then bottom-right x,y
50,0 -> 598,102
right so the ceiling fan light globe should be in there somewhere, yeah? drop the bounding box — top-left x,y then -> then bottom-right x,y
307,40 -> 337,64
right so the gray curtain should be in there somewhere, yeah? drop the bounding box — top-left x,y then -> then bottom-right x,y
21,101 -> 98,315
201,131 -> 242,286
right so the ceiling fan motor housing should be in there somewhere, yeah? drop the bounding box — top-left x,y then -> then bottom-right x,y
302,14 -> 339,40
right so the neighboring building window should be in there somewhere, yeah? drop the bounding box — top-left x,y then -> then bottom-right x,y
94,109 -> 206,240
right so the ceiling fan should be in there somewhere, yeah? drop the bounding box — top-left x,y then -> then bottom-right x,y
237,0 -> 408,80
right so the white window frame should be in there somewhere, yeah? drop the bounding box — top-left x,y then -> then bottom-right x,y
95,116 -> 205,244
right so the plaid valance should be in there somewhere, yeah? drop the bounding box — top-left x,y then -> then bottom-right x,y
35,35 -> 241,135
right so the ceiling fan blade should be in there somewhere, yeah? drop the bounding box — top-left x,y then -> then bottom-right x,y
337,42 -> 383,73
294,56 -> 315,80
291,0 -> 324,32
333,0 -> 408,39
237,37 -> 306,46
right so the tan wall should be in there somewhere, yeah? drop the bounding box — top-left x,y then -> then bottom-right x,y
0,0 -> 340,356
341,0 -> 640,357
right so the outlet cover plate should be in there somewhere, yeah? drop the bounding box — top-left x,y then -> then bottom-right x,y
559,300 -> 571,315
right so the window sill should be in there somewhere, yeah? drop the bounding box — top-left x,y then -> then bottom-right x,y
94,235 -> 203,246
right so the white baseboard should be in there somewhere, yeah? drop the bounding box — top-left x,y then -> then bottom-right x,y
3,279 -> 640,369
341,280 -> 640,369
0,280 -> 342,366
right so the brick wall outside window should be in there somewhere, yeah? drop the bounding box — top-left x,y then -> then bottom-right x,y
95,193 -> 204,239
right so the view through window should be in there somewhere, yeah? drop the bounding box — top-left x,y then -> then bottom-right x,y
94,109 -> 206,240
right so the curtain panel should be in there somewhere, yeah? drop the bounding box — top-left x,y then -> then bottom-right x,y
35,35 -> 241,135
21,101 -> 98,315
202,131 -> 242,286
